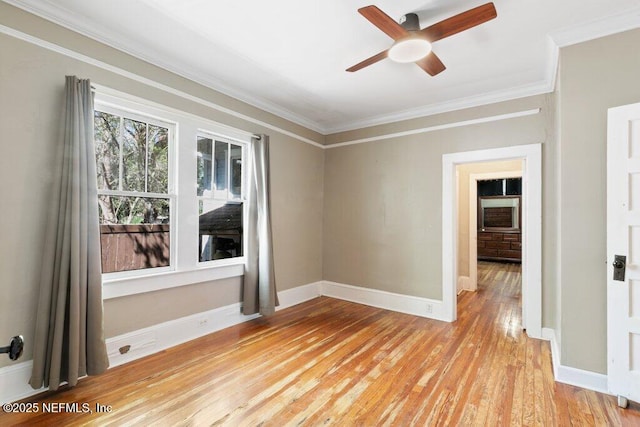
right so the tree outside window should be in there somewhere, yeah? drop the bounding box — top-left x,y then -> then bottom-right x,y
94,109 -> 172,273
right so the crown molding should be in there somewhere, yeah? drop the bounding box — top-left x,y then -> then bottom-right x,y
324,79 -> 554,135
0,0 -> 555,137
0,14 -> 550,153
4,0 -> 639,137
0,22 -> 325,149
550,5 -> 640,48
545,36 -> 560,94
2,0 -> 327,135
313,3 -> 640,135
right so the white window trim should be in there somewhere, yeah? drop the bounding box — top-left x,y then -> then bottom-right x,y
102,262 -> 245,300
95,90 -> 253,299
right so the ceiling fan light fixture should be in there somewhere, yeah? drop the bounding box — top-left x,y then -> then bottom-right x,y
388,37 -> 432,63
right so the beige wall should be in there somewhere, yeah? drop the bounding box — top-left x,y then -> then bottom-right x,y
456,160 -> 522,282
323,94 -> 553,300
558,28 -> 640,373
0,3 -> 324,368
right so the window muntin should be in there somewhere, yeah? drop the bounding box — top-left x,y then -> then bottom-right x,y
94,108 -> 174,274
197,135 -> 245,263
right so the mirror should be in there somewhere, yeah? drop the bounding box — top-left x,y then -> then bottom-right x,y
478,196 -> 520,230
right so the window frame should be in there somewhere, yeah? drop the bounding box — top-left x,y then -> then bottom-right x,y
94,90 -> 253,299
95,102 -> 177,279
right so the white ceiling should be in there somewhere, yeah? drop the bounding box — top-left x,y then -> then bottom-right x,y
7,0 -> 640,133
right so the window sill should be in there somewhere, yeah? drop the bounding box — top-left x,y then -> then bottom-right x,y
102,259 -> 245,300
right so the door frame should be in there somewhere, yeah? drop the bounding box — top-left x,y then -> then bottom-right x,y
442,143 -> 542,338
467,169 -> 523,292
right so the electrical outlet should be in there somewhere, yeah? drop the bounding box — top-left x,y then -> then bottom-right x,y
426,304 -> 433,314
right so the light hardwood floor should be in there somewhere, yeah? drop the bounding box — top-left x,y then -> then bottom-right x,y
2,261 -> 639,426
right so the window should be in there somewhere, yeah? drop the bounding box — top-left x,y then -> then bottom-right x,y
94,107 -> 174,273
94,91 -> 251,297
197,136 -> 245,263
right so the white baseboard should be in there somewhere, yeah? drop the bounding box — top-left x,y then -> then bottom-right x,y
457,275 -> 472,293
0,360 -> 46,405
106,302 -> 261,368
541,327 -> 609,395
320,281 -> 447,322
556,364 -> 609,395
2,287 -> 610,404
541,327 -> 561,379
276,281 -> 322,311
107,283 -> 321,368
0,281 -> 320,404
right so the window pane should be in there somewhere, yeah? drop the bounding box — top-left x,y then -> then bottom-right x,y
197,137 -> 212,196
147,124 -> 169,193
98,195 -> 170,273
98,195 -> 169,225
230,144 -> 242,199
94,111 -> 120,191
122,118 -> 147,192
214,141 -> 228,197
198,201 -> 243,262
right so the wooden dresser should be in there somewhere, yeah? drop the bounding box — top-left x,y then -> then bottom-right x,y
477,230 -> 522,263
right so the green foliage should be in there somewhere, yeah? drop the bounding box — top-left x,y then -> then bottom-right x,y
94,110 -> 169,225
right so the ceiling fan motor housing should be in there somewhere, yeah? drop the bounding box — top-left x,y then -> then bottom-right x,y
399,13 -> 420,31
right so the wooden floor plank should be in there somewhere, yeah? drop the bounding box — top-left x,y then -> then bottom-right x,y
2,261 -> 640,426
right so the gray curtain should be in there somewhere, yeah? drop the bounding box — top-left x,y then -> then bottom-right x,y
30,76 -> 109,390
243,135 -> 279,315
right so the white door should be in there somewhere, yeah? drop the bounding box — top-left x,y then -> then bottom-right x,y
608,102 -> 640,407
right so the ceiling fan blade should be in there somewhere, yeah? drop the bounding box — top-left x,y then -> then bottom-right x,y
415,52 -> 446,76
420,2 -> 497,43
346,50 -> 388,72
358,5 -> 409,40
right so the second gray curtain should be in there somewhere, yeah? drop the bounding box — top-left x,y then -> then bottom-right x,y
30,76 -> 109,391
243,135 -> 278,315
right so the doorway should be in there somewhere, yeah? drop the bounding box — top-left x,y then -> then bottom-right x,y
442,144 -> 542,339
458,163 -> 522,294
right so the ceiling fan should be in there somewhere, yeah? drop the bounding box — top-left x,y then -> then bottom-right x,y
347,3 -> 497,76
